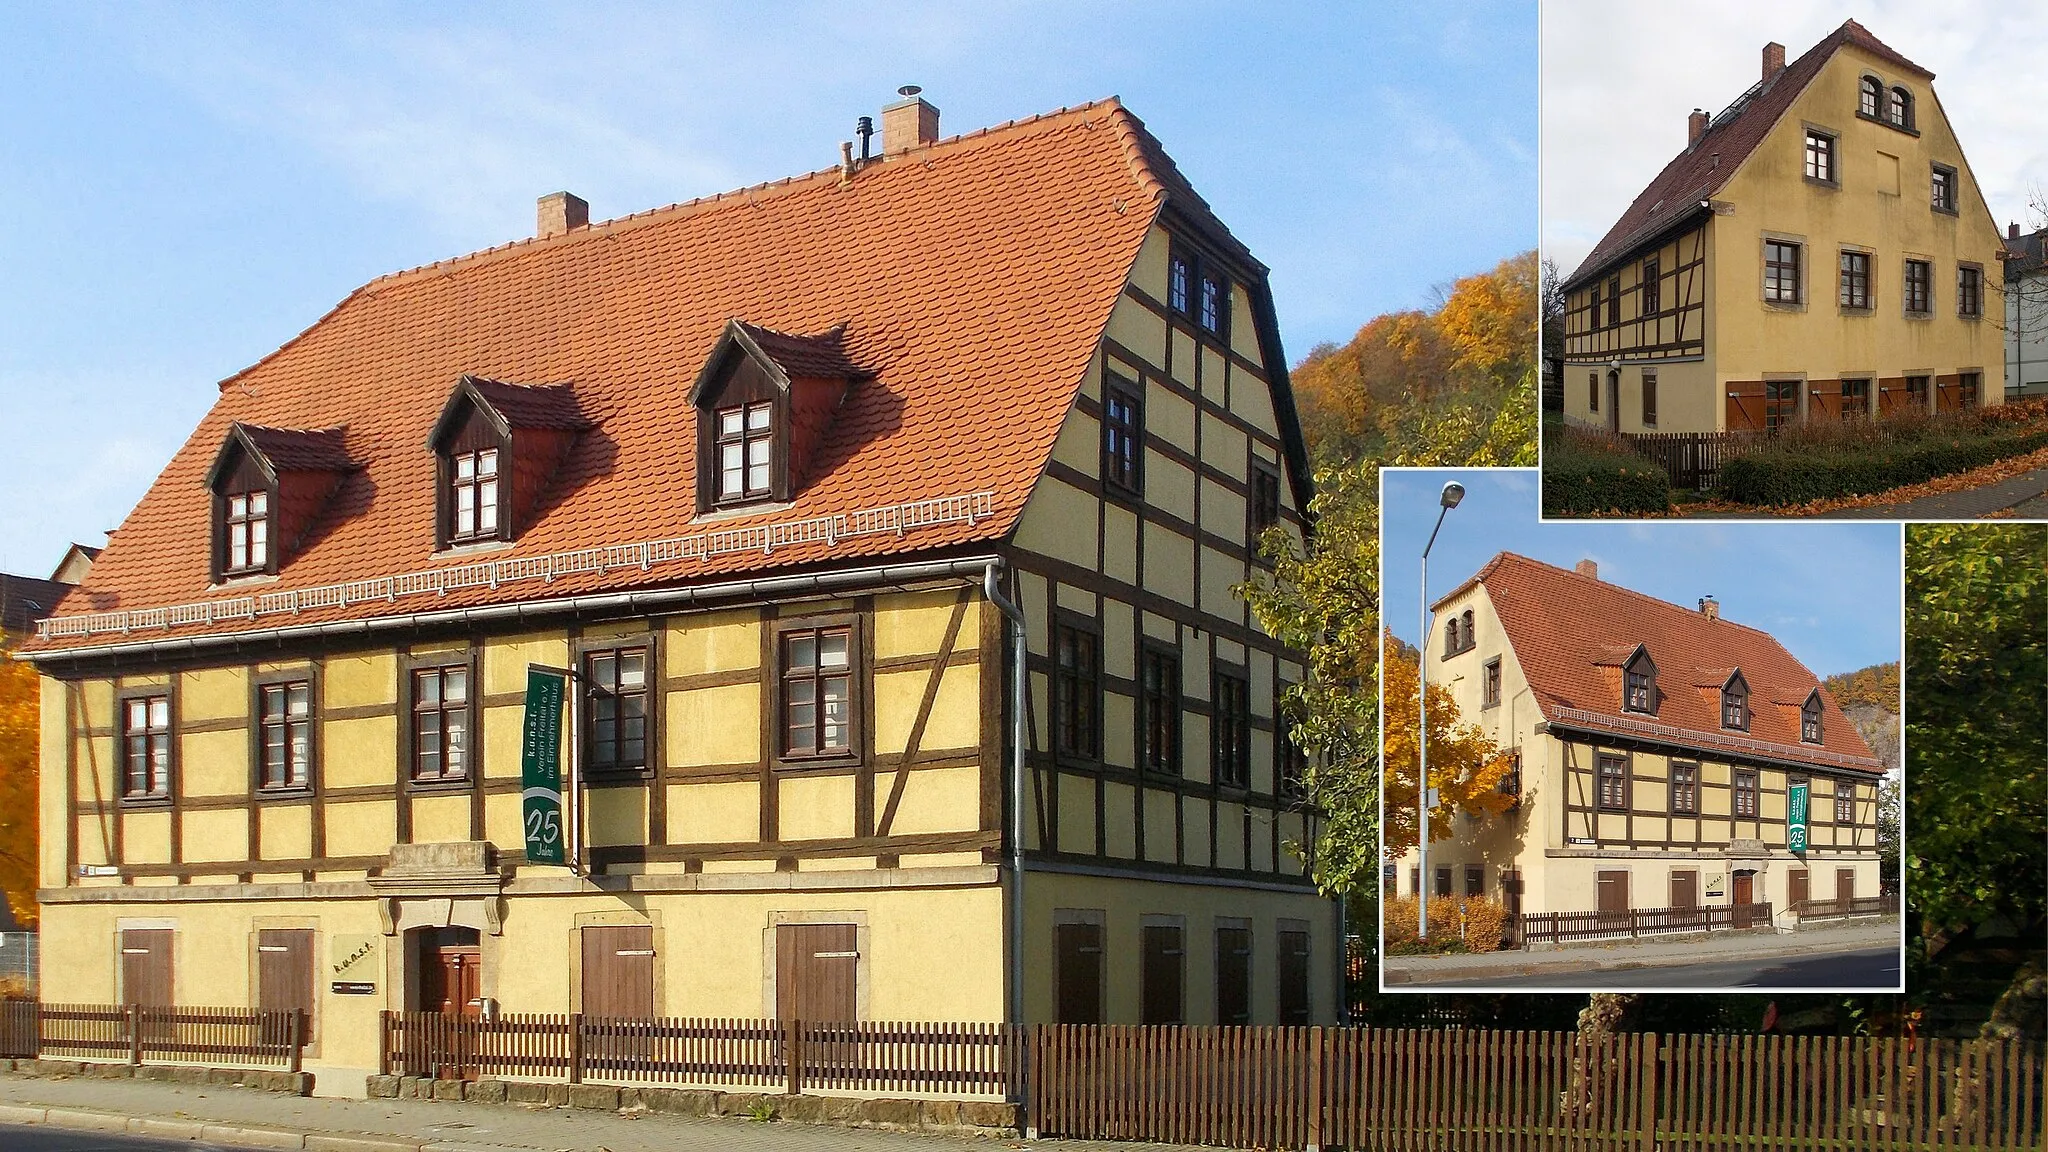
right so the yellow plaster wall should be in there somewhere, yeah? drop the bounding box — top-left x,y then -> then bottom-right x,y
322,716 -> 397,789
179,667 -> 247,723
39,677 -> 69,888
873,591 -> 969,659
182,808 -> 249,863
259,804 -> 313,861
482,634 -> 568,696
1129,226 -> 1170,302
410,793 -> 469,844
887,765 -> 981,835
1146,379 -> 1196,454
324,653 -> 397,708
665,612 -> 759,677
777,774 -> 855,842
668,685 -> 759,767
180,729 -> 247,799
587,787 -> 648,847
1104,296 -> 1167,367
1013,478 -> 1100,570
669,781 -> 758,844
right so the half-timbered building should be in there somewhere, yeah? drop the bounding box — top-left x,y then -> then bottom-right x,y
19,94 -> 1333,1084
1394,553 -> 1886,927
1559,21 -> 2003,433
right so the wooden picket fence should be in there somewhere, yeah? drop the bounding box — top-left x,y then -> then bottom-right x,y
381,1013 -> 2046,1150
1519,902 -> 1774,945
1797,894 -> 1900,922
1621,431 -> 1758,491
0,1001 -> 304,1070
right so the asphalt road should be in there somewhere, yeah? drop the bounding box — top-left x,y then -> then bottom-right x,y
0,1128 -> 227,1151
1418,946 -> 1904,990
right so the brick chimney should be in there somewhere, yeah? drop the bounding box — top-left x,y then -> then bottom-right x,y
1762,41 -> 1786,79
1699,596 -> 1720,620
1688,109 -> 1709,147
537,191 -> 589,239
2011,222 -> 2022,241
881,88 -> 940,155
1575,559 -> 1598,581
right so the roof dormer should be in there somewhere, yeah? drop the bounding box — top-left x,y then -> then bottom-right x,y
1800,688 -> 1824,744
426,376 -> 586,549
1720,669 -> 1751,731
1622,644 -> 1658,714
689,320 -> 867,513
203,423 -> 354,582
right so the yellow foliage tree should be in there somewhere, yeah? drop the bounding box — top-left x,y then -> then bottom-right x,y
0,640 -> 39,928
1380,632 -> 1515,857
1435,250 -> 1538,385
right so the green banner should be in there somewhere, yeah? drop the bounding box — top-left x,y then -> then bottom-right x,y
521,668 -> 567,866
1787,781 -> 1809,853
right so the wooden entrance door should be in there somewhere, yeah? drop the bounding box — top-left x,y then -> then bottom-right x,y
776,924 -> 859,1076
1732,871 -> 1756,927
581,926 -> 655,1073
1836,868 -> 1855,914
418,928 -> 482,1081
1789,869 -> 1809,912
1214,925 -> 1251,1026
1669,870 -> 1697,910
1596,870 -> 1630,930
1054,922 -> 1103,1025
1606,371 -> 1621,433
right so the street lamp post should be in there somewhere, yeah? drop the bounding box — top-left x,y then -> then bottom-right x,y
1417,480 -> 1464,939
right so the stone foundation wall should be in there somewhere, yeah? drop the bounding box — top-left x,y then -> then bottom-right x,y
3,1058 -> 311,1096
365,1073 -> 1019,1138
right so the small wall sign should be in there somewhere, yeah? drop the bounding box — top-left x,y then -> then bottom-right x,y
331,933 -> 379,981
331,981 -> 377,996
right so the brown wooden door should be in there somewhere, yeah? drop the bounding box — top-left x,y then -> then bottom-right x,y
1789,868 -> 1809,912
1140,924 -> 1184,1025
1214,926 -> 1251,1025
775,923 -> 858,1023
1596,870 -> 1630,928
256,929 -> 315,1044
581,925 -> 655,1072
419,928 -> 482,1016
1732,871 -> 1755,927
1606,371 -> 1621,432
1836,868 -> 1855,913
120,929 -> 174,1007
1276,929 -> 1310,1026
1669,870 -> 1697,910
1054,922 -> 1103,1025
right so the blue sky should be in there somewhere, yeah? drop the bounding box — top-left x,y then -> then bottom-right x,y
0,2 -> 1535,574
1381,470 -> 1904,678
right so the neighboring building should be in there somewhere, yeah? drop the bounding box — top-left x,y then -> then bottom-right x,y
1,563 -> 84,641
49,544 -> 101,588
1394,553 -> 1886,926
1559,21 -> 2003,433
2003,223 -> 2048,400
17,94 -> 1332,1084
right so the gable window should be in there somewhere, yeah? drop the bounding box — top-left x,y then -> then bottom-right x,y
1499,752 -> 1521,805
1834,780 -> 1856,824
1859,76 -> 1882,118
1623,651 -> 1656,714
1764,240 -> 1801,303
1198,270 -> 1226,338
1605,276 -> 1621,326
1931,164 -> 1957,213
1054,622 -> 1101,761
411,665 -> 471,783
121,694 -> 172,801
1888,86 -> 1913,130
1102,381 -> 1143,496
1249,462 -> 1282,540
1904,260 -> 1932,315
1170,245 -> 1230,342
1482,658 -> 1502,709
1721,673 -> 1750,731
223,489 -> 270,577
1765,381 -> 1799,431
1640,258 -> 1660,315
1211,671 -> 1251,789
584,646 -> 649,775
1958,265 -> 1983,318
1801,694 -> 1823,744
1597,754 -> 1628,811
1670,762 -> 1699,815
1460,610 -> 1475,651
1140,646 -> 1180,776
715,401 -> 774,503
1442,615 -> 1460,658
1804,131 -> 1836,184
780,625 -> 854,759
1839,250 -> 1871,310
1167,251 -> 1191,315
1642,370 -> 1658,427
257,680 -> 312,792
1734,769 -> 1759,818
447,447 -> 502,543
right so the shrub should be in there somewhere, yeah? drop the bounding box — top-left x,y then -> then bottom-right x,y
1383,895 -> 1418,943
1720,416 -> 2048,505
1542,425 -> 1671,516
1381,893 -> 1512,953
1460,899 -> 1510,953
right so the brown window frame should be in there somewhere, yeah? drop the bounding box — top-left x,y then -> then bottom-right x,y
408,661 -> 475,786
1801,698 -> 1823,744
1764,240 -> 1802,304
1140,920 -> 1185,1025
1463,865 -> 1483,898
1907,374 -> 1931,407
1888,86 -> 1913,130
119,690 -> 174,804
1670,761 -> 1699,815
1053,616 -> 1102,764
1597,753 -> 1629,811
1839,250 -> 1872,310
1958,265 -> 1983,318
1588,370 -> 1599,412
1482,658 -> 1502,709
1859,76 -> 1882,118
1458,610 -> 1475,653
1139,641 -> 1181,777
1211,667 -> 1251,790
1167,249 -> 1191,315
1170,242 -> 1231,344
1587,283 -> 1602,331
1722,674 -> 1750,731
1249,460 -> 1283,545
1804,130 -> 1836,184
1276,692 -> 1308,800
1904,259 -> 1933,315
1765,381 -> 1799,431
1198,269 -> 1228,340
446,446 -> 505,545
1101,378 -> 1144,497
1213,921 -> 1252,1026
776,617 -> 861,765
582,642 -> 654,778
254,674 -> 315,794
1841,378 -> 1871,419
712,399 -> 777,505
1734,768 -> 1759,818
1605,276 -> 1621,327
221,488 -> 272,577
1499,751 -> 1521,806
1433,866 -> 1452,898
1275,924 -> 1311,1026
1931,164 -> 1957,213
1640,258 -> 1660,315
1623,649 -> 1655,714
1959,371 -> 1981,407
1834,781 -> 1857,825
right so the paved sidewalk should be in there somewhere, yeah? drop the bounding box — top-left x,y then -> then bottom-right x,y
1383,918 -> 1901,987
0,1074 -> 1200,1152
1826,466 -> 2048,519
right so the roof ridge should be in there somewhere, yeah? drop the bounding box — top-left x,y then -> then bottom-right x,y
1484,551 -> 1785,645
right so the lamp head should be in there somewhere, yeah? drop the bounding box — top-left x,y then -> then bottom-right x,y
1440,481 -> 1465,509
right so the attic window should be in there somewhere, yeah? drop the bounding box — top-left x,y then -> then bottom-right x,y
1887,86 -> 1913,130
428,375 -> 586,550
206,422 -> 352,583
1623,647 -> 1657,714
1801,692 -> 1823,744
1168,242 -> 1230,342
1721,671 -> 1750,731
716,401 -> 776,503
448,446 -> 503,543
690,320 -> 862,514
222,489 -> 270,577
1859,76 -> 1882,118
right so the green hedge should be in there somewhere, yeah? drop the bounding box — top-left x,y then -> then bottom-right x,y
1720,426 -> 2048,505
1542,432 -> 1671,516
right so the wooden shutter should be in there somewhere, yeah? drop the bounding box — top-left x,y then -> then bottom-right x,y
1789,868 -> 1809,910
1053,923 -> 1103,1025
120,929 -> 173,1007
1596,870 -> 1630,917
1140,924 -> 1184,1025
1214,926 -> 1251,1025
1725,380 -> 1767,431
580,926 -> 655,1019
1276,929 -> 1311,1026
256,929 -> 315,1041
775,923 -> 857,1023
1501,869 -> 1523,917
1836,868 -> 1855,911
1669,870 -> 1697,910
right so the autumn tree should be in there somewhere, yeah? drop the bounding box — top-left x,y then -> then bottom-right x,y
1379,635 -> 1516,856
0,639 -> 39,929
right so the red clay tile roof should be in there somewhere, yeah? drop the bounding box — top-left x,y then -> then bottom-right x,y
1457,553 -> 1882,773
29,98 -> 1263,653
731,321 -> 864,381
464,377 -> 590,432
233,425 -> 356,474
1567,20 -> 1934,288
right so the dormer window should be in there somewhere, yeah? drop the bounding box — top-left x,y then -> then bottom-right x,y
1801,690 -> 1823,744
715,401 -> 775,503
448,446 -> 502,542
1622,646 -> 1657,714
206,422 -> 352,583
428,375 -> 586,549
1721,671 -> 1750,731
1859,76 -> 1882,118
690,320 -> 865,514
222,488 -> 270,576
